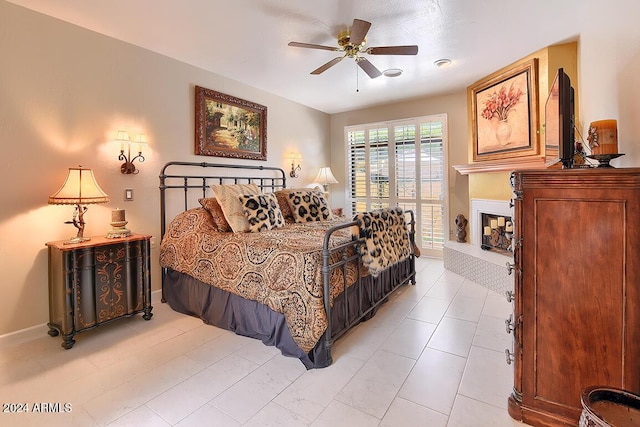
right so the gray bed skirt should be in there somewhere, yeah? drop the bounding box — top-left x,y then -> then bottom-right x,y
164,258 -> 413,369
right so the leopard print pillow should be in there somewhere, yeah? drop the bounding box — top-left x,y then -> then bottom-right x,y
287,190 -> 333,223
240,193 -> 285,232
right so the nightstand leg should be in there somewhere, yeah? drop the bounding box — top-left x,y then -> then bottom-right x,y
143,306 -> 153,320
47,323 -> 59,337
61,334 -> 75,349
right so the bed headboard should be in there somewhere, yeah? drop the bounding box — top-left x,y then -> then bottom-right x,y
159,161 -> 287,238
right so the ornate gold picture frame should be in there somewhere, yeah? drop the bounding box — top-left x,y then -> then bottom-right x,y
469,58 -> 539,162
195,86 -> 267,160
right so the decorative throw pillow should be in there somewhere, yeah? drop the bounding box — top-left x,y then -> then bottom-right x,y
210,183 -> 260,233
240,193 -> 285,232
274,188 -> 311,223
198,197 -> 232,232
287,190 -> 333,223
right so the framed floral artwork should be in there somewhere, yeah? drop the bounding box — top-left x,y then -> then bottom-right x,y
469,58 -> 539,162
195,85 -> 267,160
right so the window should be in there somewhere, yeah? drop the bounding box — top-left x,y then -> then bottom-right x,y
346,115 -> 447,256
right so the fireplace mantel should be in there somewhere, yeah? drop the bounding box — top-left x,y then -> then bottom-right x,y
453,157 -> 548,175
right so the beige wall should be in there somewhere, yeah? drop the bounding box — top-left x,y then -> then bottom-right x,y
0,1 -> 330,335
329,93 -> 469,242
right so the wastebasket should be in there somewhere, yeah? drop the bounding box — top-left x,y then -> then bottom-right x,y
579,386 -> 640,427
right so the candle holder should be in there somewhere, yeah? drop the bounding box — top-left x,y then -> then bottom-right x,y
106,209 -> 131,238
482,220 -> 513,254
586,153 -> 624,168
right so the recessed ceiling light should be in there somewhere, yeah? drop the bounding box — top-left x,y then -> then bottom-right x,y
434,58 -> 452,68
383,68 -> 403,78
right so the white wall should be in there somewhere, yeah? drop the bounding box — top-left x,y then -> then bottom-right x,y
579,1 -> 640,166
0,1 -> 330,335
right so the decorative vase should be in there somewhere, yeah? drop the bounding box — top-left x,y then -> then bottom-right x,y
496,119 -> 512,145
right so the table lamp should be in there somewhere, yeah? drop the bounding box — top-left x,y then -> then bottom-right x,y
48,166 -> 110,243
314,166 -> 338,196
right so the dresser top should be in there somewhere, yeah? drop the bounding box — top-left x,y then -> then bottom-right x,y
45,233 -> 151,250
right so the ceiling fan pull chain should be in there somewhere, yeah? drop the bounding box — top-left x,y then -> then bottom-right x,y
356,64 -> 359,93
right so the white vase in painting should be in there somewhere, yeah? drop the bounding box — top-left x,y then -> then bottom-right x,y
495,119 -> 512,145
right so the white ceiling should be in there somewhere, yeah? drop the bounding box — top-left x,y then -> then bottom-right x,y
7,0 -> 585,114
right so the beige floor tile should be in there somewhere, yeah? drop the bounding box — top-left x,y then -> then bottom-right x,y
398,348 -> 467,415
447,395 -> 524,427
335,349 -> 415,418
311,400 -> 379,427
380,397 -> 448,427
458,346 -> 514,409
427,316 -> 478,357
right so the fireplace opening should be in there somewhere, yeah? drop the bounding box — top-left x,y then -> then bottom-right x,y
481,213 -> 513,254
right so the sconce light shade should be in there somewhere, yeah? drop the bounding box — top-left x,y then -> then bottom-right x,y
116,130 -> 147,174
314,166 -> 338,191
115,130 -> 130,144
288,153 -> 303,178
49,166 -> 109,243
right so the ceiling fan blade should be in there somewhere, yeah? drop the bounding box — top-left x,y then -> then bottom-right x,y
311,57 -> 344,75
288,41 -> 339,52
350,19 -> 371,46
357,58 -> 382,78
367,45 -> 419,55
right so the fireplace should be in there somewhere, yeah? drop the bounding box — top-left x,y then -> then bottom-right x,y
480,212 -> 513,254
471,199 -> 513,251
443,198 -> 514,294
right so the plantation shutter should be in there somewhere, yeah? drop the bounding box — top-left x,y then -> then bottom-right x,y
346,115 -> 447,256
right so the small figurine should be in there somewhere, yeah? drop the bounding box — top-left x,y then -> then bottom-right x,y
455,213 -> 468,243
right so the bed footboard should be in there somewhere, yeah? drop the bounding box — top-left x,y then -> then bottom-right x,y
320,210 -> 416,365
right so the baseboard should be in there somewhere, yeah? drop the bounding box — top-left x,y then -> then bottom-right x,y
0,289 -> 164,347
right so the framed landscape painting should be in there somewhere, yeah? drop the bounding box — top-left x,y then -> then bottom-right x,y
469,58 -> 539,162
195,86 -> 267,160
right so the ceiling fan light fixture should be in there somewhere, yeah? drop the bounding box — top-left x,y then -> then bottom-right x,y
288,18 -> 418,79
383,68 -> 403,78
434,58 -> 452,68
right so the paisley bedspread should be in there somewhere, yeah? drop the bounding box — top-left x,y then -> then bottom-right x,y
159,208 -> 358,352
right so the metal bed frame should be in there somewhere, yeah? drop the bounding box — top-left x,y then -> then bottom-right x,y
159,161 -> 416,366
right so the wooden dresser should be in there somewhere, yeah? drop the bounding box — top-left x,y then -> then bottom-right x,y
46,234 -> 153,348
507,168 -> 640,426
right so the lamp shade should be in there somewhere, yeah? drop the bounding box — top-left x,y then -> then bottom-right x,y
115,130 -> 131,143
48,167 -> 110,205
314,167 -> 338,186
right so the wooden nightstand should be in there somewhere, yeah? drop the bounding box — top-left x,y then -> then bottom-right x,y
45,234 -> 153,349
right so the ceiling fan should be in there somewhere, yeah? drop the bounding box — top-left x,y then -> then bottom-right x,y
288,18 -> 418,78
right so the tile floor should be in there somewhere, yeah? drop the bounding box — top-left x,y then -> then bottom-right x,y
0,257 -> 531,426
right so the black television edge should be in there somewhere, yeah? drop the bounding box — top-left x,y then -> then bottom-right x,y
545,68 -> 575,168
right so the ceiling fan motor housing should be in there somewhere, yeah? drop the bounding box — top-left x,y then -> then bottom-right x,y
338,30 -> 366,57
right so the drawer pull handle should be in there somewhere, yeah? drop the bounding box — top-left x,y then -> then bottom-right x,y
506,262 -> 519,275
505,314 -> 514,334
505,291 -> 515,303
505,349 -> 515,365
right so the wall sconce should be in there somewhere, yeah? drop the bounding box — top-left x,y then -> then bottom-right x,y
115,130 -> 147,174
48,166 -> 110,244
288,153 -> 303,178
